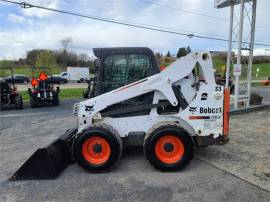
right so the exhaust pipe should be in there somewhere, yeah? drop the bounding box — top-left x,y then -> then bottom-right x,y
10,128 -> 77,180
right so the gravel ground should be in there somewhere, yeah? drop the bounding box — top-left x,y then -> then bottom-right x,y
0,100 -> 269,201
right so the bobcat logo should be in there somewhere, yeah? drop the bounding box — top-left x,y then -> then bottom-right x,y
85,105 -> 94,112
189,107 -> 197,114
201,93 -> 208,100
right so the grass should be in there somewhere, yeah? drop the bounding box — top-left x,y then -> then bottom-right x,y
59,88 -> 85,99
212,58 -> 269,79
159,57 -> 269,79
0,61 -> 64,77
20,88 -> 85,101
252,63 -> 270,79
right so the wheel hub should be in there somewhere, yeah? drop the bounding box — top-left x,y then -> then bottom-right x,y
155,135 -> 185,164
164,143 -> 174,152
93,144 -> 102,153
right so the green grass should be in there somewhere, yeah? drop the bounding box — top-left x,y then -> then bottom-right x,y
212,58 -> 269,79
21,88 -> 85,101
20,90 -> 30,101
59,88 -> 85,99
0,61 -> 64,77
252,63 -> 270,79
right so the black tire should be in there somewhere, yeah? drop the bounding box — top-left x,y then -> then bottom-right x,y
80,78 -> 84,83
52,92 -> 59,106
0,97 -> 3,111
144,122 -> 193,171
30,96 -> 38,108
72,123 -> 122,172
83,89 -> 89,98
14,95 -> 23,110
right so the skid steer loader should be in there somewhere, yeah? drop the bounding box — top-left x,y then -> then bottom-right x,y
10,50 -> 230,180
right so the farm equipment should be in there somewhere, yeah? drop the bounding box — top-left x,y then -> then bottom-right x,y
10,50 -> 230,180
0,67 -> 23,110
83,47 -> 159,98
28,67 -> 60,108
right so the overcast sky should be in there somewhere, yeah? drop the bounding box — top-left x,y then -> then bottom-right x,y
0,0 -> 269,59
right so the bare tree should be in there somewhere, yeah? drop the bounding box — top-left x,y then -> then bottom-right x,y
60,37 -> 72,67
61,37 -> 72,53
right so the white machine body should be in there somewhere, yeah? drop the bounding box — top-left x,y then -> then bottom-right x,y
74,52 -> 228,143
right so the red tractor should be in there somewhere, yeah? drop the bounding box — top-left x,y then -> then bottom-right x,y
28,67 -> 60,108
0,67 -> 23,110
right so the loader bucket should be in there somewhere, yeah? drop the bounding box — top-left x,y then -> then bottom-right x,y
10,128 -> 77,180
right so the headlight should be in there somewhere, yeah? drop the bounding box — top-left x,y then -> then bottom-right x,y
93,112 -> 102,121
73,103 -> 80,116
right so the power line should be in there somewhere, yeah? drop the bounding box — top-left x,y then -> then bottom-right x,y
141,0 -> 228,22
140,0 -> 270,30
1,0 -> 270,47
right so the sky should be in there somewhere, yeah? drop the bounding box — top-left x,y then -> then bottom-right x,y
0,0 -> 270,59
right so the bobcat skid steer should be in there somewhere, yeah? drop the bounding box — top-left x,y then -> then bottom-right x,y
10,51 -> 230,180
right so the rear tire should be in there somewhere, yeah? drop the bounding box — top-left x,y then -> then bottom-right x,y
144,122 -> 193,171
52,92 -> 59,106
72,124 -> 122,172
14,95 -> 23,110
30,96 -> 38,108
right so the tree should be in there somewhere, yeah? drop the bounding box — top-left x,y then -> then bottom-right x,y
26,49 -> 42,66
60,37 -> 72,67
35,50 -> 57,68
155,52 -> 161,59
177,46 -> 191,58
61,37 -> 72,53
166,51 -> 171,57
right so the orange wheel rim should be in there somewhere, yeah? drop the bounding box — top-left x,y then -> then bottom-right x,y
155,135 -> 184,164
82,136 -> 111,165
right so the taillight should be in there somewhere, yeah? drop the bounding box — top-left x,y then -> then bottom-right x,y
223,88 -> 230,136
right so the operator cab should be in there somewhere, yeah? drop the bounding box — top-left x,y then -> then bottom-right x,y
93,47 -> 160,95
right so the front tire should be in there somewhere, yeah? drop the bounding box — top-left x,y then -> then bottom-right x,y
14,95 -> 23,110
83,89 -> 89,98
72,124 -> 122,172
144,122 -> 193,171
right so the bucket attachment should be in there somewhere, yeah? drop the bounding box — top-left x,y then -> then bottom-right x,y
10,128 -> 77,180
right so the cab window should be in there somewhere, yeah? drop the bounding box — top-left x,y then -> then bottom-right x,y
102,54 -> 151,93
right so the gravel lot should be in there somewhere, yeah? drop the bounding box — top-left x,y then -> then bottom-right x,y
0,100 -> 269,201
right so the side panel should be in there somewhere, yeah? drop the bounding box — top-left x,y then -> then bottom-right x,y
179,84 -> 224,138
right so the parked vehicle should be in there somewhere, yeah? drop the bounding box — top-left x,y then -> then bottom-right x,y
48,75 -> 68,84
0,68 -> 23,110
60,67 -> 90,82
10,49 -> 230,180
28,67 -> 60,108
4,74 -> 30,83
262,77 -> 270,86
